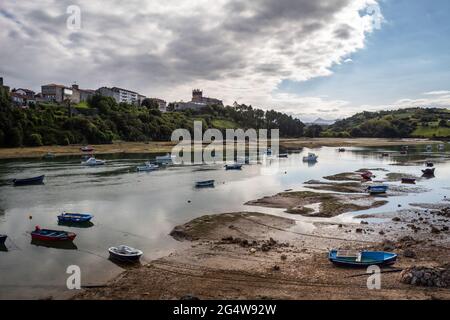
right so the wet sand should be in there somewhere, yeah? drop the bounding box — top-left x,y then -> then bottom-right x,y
0,138 -> 439,160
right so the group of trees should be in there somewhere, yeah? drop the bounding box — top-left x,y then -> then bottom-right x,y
0,88 -> 305,148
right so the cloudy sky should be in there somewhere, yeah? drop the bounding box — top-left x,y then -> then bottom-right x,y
1,0 -> 449,121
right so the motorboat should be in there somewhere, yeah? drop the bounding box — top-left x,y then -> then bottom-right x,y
13,175 -> 45,186
108,245 -> 143,263
82,157 -> 106,166
302,153 -> 318,162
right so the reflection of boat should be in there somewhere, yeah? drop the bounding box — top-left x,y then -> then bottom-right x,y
225,163 -> 243,170
137,163 -> 159,172
31,226 -> 76,242
109,245 -> 143,263
302,153 -> 318,162
13,175 -> 45,186
329,250 -> 397,267
367,185 -> 388,194
57,212 -> 93,223
401,178 -> 416,184
80,146 -> 94,152
195,180 -> 215,188
422,168 -> 435,175
82,157 -> 106,166
0,234 -> 7,244
155,153 -> 176,164
31,239 -> 78,250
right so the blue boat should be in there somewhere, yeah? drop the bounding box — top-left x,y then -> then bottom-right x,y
329,250 -> 397,267
195,180 -> 215,188
57,212 -> 93,223
367,185 -> 388,194
13,175 -> 45,186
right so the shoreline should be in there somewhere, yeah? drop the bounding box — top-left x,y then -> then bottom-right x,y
0,138 -> 441,160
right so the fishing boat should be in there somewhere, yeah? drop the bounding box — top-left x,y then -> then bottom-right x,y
422,168 -> 436,175
367,185 -> 389,194
155,153 -> 176,164
31,226 -> 76,242
43,152 -> 55,159
13,175 -> 45,186
195,180 -> 215,188
109,245 -> 143,263
360,171 -> 374,180
57,212 -> 93,223
401,178 -> 416,184
338,148 -> 346,152
225,163 -> 243,170
278,153 -> 289,158
82,157 -> 106,166
426,161 -> 434,168
137,163 -> 159,172
302,153 -> 318,162
80,146 -> 94,152
0,235 -> 7,244
329,250 -> 397,267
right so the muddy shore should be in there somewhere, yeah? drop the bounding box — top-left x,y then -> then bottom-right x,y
0,138 -> 439,160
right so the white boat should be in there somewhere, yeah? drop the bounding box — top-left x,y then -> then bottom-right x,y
303,153 -> 318,162
108,245 -> 143,263
438,144 -> 445,151
82,157 -> 106,166
155,153 -> 176,164
137,163 -> 159,172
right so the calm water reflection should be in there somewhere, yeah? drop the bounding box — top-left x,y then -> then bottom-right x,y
0,144 -> 449,299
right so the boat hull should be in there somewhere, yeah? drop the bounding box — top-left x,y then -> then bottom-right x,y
329,250 -> 397,268
0,235 -> 7,244
195,180 -> 215,188
13,175 -> 45,186
57,213 -> 93,223
31,229 -> 76,242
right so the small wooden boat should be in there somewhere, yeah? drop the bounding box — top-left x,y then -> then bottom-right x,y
82,157 -> 106,166
137,163 -> 159,172
57,212 -> 93,223
401,178 -> 416,184
278,153 -> 289,158
80,146 -> 94,152
31,226 -> 76,242
367,185 -> 388,194
426,161 -> 434,168
422,168 -> 435,175
360,171 -> 374,180
0,235 -> 7,244
155,153 -> 176,164
13,175 -> 45,186
382,153 -> 390,157
302,153 -> 318,162
338,148 -> 346,152
225,163 -> 243,170
195,180 -> 215,188
329,250 -> 397,267
109,245 -> 143,263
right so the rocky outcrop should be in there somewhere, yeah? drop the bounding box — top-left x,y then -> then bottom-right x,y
400,265 -> 450,288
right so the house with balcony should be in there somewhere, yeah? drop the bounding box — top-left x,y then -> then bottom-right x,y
41,84 -> 73,103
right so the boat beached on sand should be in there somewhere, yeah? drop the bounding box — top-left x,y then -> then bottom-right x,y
13,175 -> 45,186
367,185 -> 388,194
329,250 -> 397,267
31,226 -> 76,242
109,245 -> 143,263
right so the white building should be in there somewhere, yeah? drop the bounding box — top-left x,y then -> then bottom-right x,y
97,86 -> 140,105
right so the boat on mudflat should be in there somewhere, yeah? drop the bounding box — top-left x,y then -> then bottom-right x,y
13,175 -> 45,186
225,163 -> 243,170
57,212 -> 93,223
329,250 -> 397,267
109,245 -> 143,263
278,153 -> 289,158
367,185 -> 388,194
31,226 -> 76,242
195,180 -> 215,188
0,235 -> 7,244
425,161 -> 434,168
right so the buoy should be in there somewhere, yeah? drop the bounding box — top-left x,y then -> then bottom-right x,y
29,215 -> 32,220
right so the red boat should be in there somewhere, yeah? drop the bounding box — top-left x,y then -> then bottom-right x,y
31,226 -> 76,242
361,171 -> 374,180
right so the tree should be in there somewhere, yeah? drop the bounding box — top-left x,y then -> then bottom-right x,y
305,125 -> 323,138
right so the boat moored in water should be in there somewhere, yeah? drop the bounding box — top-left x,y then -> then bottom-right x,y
80,146 -> 94,152
109,245 -> 143,263
31,226 -> 76,242
195,180 -> 215,188
367,185 -> 388,194
422,168 -> 436,176
13,175 -> 45,186
155,153 -> 176,164
82,157 -> 106,166
137,163 -> 159,172
302,153 -> 318,162
0,235 -> 7,244
329,250 -> 397,267
57,212 -> 93,223
225,163 -> 243,170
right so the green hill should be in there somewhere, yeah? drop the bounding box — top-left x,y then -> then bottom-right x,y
323,108 -> 450,138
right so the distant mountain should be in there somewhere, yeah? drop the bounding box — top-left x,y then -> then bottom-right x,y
310,118 -> 336,126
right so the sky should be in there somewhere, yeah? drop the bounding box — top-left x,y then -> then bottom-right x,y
1,0 -> 449,122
